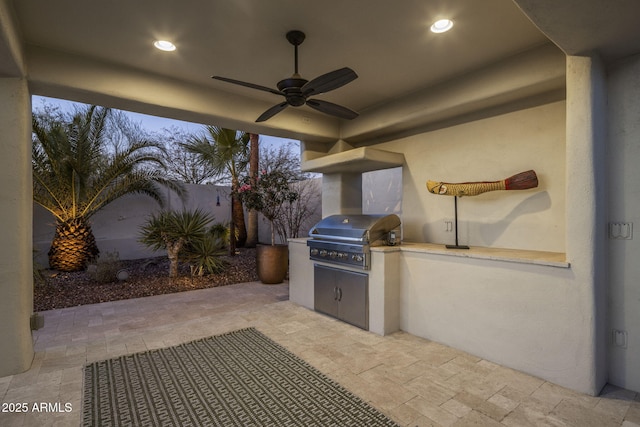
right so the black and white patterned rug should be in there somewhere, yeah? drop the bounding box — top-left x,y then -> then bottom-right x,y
83,327 -> 399,426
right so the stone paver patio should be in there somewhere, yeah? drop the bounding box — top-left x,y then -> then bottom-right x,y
1,281 -> 638,426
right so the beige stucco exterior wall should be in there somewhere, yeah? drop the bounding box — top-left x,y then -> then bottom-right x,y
34,179 -> 323,264
0,77 -> 34,376
34,184 -> 234,264
377,100 -> 566,252
360,100 -> 603,394
607,53 -> 640,392
564,54 -> 608,395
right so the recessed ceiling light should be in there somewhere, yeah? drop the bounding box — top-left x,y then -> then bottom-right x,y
154,40 -> 176,51
430,19 -> 454,33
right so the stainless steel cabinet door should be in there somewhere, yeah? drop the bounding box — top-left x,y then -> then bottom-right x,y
335,269 -> 368,330
314,264 -> 338,318
314,264 -> 368,330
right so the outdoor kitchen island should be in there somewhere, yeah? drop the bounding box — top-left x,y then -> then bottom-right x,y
290,237 -> 576,391
289,237 -> 402,336
289,238 -> 568,335
290,237 -> 576,394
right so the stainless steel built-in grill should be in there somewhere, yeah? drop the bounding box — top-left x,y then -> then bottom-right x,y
307,214 -> 401,270
308,214 -> 401,330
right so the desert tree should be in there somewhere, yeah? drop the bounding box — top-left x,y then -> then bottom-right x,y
155,126 -> 219,184
256,142 -> 320,242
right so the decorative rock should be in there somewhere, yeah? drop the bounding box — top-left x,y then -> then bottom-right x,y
116,269 -> 129,281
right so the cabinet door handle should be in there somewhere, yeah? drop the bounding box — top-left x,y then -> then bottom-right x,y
334,286 -> 338,301
337,287 -> 343,302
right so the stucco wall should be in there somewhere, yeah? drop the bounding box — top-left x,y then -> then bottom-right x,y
0,78 -> 34,376
398,250 -> 579,387
376,101 -> 566,252
297,97 -> 608,392
607,53 -> 640,392
33,184 -> 233,265
34,179 -> 323,265
359,100 -> 609,393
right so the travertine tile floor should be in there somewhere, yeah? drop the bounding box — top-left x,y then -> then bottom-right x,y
1,281 -> 638,426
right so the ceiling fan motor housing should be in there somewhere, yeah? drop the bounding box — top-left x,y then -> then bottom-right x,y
277,75 -> 308,106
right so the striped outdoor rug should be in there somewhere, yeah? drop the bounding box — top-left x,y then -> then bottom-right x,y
83,327 -> 398,426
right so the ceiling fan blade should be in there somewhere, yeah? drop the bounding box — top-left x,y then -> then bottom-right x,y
306,99 -> 359,120
212,76 -> 283,96
302,67 -> 358,96
256,102 -> 289,122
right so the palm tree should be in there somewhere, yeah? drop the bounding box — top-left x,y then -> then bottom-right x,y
32,105 -> 182,272
138,209 -> 214,279
181,126 -> 250,252
246,133 -> 260,247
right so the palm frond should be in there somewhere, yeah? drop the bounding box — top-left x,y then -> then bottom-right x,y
32,104 -> 181,222
181,126 -> 250,183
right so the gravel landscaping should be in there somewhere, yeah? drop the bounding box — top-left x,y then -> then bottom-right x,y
34,248 -> 259,312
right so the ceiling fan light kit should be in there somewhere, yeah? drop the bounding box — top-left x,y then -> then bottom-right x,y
212,30 -> 359,122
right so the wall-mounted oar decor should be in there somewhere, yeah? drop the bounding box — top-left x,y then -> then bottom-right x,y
426,170 -> 539,249
427,170 -> 538,197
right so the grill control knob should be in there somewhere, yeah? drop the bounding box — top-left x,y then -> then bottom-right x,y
337,252 -> 347,260
329,251 -> 337,258
319,250 -> 328,257
310,248 -> 319,256
353,254 -> 364,262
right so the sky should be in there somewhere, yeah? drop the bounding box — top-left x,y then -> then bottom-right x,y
32,95 -> 300,152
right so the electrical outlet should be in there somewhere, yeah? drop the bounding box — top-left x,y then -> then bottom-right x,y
609,222 -> 633,240
612,329 -> 628,348
444,220 -> 453,232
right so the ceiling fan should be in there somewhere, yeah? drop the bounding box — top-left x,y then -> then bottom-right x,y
212,30 -> 359,122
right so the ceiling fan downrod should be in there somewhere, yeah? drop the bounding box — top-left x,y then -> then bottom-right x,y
286,30 -> 306,76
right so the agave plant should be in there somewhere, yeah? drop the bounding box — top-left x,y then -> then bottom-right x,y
32,105 -> 183,271
138,209 -> 214,279
183,231 -> 228,276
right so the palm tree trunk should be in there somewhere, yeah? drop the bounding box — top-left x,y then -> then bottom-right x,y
166,239 -> 184,279
246,133 -> 259,247
231,176 -> 247,247
232,194 -> 247,247
48,217 -> 99,271
229,198 -> 236,256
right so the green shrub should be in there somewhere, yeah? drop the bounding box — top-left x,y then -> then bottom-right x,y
139,209 -> 217,279
94,251 -> 121,283
209,222 -> 230,246
184,233 -> 228,276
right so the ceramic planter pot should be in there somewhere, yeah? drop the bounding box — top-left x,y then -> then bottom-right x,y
256,244 -> 288,284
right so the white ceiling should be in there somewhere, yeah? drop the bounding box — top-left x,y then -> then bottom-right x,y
4,0 -> 640,143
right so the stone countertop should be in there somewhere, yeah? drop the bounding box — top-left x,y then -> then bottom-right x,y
380,242 -> 569,268
291,237 -> 569,268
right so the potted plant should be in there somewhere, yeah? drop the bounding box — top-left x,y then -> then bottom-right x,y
238,169 -> 298,284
